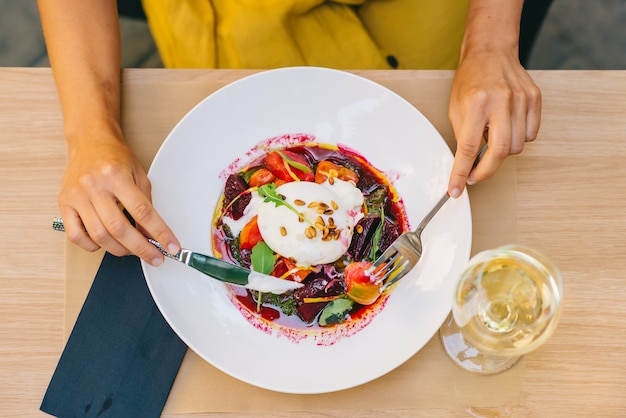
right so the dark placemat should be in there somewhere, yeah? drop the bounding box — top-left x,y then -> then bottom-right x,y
41,252 -> 187,418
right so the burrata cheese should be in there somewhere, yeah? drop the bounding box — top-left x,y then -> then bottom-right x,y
256,179 -> 364,266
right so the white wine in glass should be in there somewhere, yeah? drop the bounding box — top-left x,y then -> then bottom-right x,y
439,244 -> 563,374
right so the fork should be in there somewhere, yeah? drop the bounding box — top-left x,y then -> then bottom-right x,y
369,143 -> 488,292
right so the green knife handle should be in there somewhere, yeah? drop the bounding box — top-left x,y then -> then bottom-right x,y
187,252 -> 249,286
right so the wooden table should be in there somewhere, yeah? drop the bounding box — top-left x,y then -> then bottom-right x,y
1,68 -> 625,417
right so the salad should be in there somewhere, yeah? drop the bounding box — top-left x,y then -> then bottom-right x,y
212,142 -> 409,334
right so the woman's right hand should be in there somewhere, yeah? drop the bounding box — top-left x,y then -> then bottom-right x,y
59,127 -> 180,266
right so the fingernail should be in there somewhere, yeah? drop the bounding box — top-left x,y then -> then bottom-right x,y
151,257 -> 163,267
467,177 -> 477,186
450,187 -> 462,198
167,243 -> 180,254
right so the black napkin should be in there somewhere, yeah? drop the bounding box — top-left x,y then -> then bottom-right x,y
41,252 -> 187,418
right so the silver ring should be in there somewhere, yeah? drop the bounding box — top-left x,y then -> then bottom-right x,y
52,217 -> 65,231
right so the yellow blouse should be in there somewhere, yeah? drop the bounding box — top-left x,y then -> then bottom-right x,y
141,0 -> 468,70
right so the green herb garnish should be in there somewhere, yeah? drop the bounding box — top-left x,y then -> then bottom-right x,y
368,206 -> 384,261
222,224 -> 244,266
259,292 -> 297,316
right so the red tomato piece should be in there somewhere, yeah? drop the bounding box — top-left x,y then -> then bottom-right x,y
270,257 -> 311,283
344,261 -> 381,305
282,257 -> 312,283
265,151 -> 314,182
239,215 -> 263,250
248,168 -> 276,187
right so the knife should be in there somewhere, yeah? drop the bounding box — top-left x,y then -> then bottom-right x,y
147,239 -> 303,294
52,217 -> 302,294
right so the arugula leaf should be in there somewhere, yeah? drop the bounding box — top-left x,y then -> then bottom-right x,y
277,151 -> 312,173
250,241 -> 276,275
257,183 -> 284,206
250,241 -> 278,314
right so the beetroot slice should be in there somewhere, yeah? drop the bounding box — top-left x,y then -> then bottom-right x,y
377,218 -> 400,255
223,174 -> 251,220
347,216 -> 379,260
293,274 -> 346,323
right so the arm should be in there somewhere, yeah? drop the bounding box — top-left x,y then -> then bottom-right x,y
447,0 -> 542,197
38,0 -> 179,265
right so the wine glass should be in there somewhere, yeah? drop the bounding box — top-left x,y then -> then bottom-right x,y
439,244 -> 563,374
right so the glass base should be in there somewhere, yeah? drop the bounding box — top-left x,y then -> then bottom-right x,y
439,313 -> 521,375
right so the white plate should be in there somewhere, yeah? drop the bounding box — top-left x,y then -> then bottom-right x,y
143,67 -> 472,394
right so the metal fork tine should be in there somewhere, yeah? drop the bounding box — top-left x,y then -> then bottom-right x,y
370,244 -> 399,269
380,260 -> 411,291
369,250 -> 400,277
372,253 -> 406,285
379,258 -> 408,284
